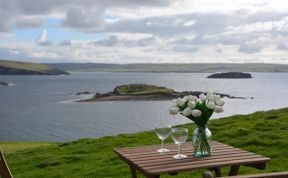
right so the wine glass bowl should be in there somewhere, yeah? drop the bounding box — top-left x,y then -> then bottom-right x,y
155,125 -> 171,153
171,128 -> 188,159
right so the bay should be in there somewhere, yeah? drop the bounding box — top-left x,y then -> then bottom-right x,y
0,72 -> 287,142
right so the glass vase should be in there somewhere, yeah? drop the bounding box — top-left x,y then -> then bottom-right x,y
192,126 -> 212,157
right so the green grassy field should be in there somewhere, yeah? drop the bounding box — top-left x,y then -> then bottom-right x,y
1,108 -> 288,178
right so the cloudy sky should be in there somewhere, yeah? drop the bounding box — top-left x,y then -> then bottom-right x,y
1,0 -> 288,63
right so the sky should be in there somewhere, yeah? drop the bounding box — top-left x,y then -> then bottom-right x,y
1,0 -> 288,64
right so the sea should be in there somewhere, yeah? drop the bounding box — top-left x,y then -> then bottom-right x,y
0,72 -> 288,142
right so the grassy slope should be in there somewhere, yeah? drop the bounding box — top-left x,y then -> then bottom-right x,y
114,84 -> 174,95
2,108 -> 288,178
0,60 -> 52,72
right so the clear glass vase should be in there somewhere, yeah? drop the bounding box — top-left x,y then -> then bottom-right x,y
192,126 -> 212,157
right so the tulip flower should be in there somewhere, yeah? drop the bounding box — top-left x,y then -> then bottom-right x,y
191,109 -> 202,117
176,98 -> 185,107
169,107 -> 179,115
214,106 -> 224,113
188,101 -> 196,109
182,108 -> 192,116
206,92 -> 212,100
199,93 -> 206,102
216,100 -> 225,106
207,101 -> 215,109
187,95 -> 198,102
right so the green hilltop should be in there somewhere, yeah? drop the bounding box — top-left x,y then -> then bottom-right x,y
0,60 -> 69,75
2,108 -> 288,177
113,84 -> 174,95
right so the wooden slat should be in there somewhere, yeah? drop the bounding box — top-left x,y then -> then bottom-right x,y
136,151 -> 258,167
143,155 -> 267,171
116,141 -> 227,154
149,157 -> 269,174
120,145 -> 241,158
123,147 -> 244,161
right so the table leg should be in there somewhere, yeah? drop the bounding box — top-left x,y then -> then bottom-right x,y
213,167 -> 222,177
229,165 -> 240,176
130,166 -> 137,178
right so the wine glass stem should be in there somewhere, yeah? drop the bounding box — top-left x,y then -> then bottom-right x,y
178,144 -> 181,155
161,140 -> 164,150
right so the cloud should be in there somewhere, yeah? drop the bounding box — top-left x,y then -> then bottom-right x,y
239,43 -> 263,54
36,30 -> 52,46
15,16 -> 44,29
0,0 -> 173,33
92,35 -> 157,47
172,45 -> 199,53
62,6 -> 104,32
59,40 -> 71,46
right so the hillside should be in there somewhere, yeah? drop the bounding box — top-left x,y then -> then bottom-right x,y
49,63 -> 288,73
2,108 -> 288,178
0,60 -> 69,75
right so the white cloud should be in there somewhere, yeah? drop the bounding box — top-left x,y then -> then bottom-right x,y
36,30 -> 52,46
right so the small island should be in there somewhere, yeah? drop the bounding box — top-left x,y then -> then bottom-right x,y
0,60 -> 69,75
77,84 -> 245,102
0,81 -> 9,86
207,72 -> 252,79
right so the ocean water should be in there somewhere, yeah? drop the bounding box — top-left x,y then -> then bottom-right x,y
0,72 -> 288,142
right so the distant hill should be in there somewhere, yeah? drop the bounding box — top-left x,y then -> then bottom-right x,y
48,63 -> 288,73
0,60 -> 69,75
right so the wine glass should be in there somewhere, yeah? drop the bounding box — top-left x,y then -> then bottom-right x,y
155,125 -> 171,153
171,128 -> 188,159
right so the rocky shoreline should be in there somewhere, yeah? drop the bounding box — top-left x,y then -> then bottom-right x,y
76,90 -> 247,102
0,81 -> 9,86
207,72 -> 252,78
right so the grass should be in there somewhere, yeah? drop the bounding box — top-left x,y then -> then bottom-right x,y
0,60 -> 52,72
2,108 -> 288,178
0,142 -> 56,153
114,84 -> 174,95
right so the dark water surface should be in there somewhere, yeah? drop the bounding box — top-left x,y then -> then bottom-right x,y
0,72 -> 287,141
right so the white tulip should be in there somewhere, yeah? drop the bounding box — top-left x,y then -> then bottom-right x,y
199,93 -> 206,102
206,92 -> 212,100
182,107 -> 192,116
207,102 -> 215,109
176,98 -> 185,107
169,107 -> 179,115
214,106 -> 224,113
187,95 -> 198,102
216,95 -> 221,101
188,101 -> 196,109
209,94 -> 217,102
191,109 -> 202,117
216,100 -> 225,106
183,96 -> 188,102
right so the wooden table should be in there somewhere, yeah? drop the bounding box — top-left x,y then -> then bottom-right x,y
114,141 -> 270,178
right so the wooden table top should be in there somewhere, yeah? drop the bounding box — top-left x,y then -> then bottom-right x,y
114,141 -> 270,176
